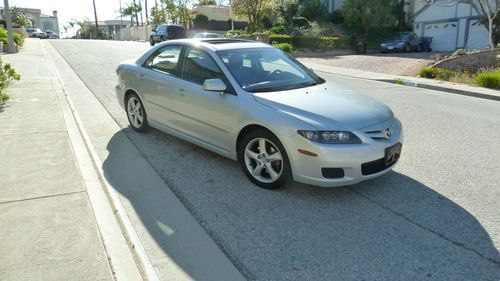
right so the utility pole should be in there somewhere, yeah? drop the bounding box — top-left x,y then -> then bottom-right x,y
229,0 -> 234,30
92,0 -> 99,39
3,0 -> 16,53
119,0 -> 123,27
145,0 -> 148,25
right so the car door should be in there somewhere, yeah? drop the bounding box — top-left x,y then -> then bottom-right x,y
173,46 -> 237,150
140,44 -> 185,126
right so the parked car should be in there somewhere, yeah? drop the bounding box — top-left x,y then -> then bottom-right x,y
192,32 -> 224,39
116,39 -> 403,189
380,32 -> 420,53
149,24 -> 186,46
26,28 -> 47,39
45,30 -> 59,39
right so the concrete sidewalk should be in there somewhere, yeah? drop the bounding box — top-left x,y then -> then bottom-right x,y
0,42 -> 140,280
300,60 -> 500,101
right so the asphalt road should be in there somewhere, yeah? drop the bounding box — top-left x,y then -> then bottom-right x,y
50,39 -> 499,281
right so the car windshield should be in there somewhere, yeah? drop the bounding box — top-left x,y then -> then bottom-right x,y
389,33 -> 409,40
217,48 -> 324,93
167,25 -> 185,36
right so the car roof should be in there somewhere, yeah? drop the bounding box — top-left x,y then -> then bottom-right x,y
163,38 -> 272,51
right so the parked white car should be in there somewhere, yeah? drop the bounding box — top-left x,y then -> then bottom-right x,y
116,39 -> 403,189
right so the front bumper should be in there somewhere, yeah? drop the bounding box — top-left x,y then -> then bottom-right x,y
284,118 -> 403,187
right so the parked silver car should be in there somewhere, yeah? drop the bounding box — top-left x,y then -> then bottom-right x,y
116,39 -> 403,189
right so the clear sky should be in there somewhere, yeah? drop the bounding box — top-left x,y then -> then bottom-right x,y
9,0 -> 131,37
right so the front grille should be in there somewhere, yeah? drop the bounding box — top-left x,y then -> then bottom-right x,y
321,168 -> 345,179
361,158 -> 396,176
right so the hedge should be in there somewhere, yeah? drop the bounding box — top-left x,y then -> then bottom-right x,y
269,35 -> 342,50
475,71 -> 500,89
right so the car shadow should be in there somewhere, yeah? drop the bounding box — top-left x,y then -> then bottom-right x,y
102,128 -> 499,280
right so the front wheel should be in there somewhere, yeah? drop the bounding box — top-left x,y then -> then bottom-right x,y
150,37 -> 155,46
126,93 -> 149,132
403,44 -> 411,53
238,129 -> 291,189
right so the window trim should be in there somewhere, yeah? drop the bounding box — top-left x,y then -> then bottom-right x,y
180,46 -> 236,95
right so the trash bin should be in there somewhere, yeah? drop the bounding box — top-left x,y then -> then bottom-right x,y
420,37 -> 433,52
356,40 -> 366,54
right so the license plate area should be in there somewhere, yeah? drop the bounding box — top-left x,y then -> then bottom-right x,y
385,143 -> 402,166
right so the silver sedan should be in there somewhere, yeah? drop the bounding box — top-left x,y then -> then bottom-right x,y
115,39 -> 403,189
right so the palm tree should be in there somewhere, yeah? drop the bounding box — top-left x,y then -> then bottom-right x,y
122,3 -> 141,26
132,0 -> 140,26
92,0 -> 99,38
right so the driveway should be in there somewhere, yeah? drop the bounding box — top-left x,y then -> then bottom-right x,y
49,40 -> 499,281
299,52 -> 437,76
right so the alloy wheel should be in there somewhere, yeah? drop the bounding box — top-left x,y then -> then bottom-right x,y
244,138 -> 283,184
127,96 -> 144,129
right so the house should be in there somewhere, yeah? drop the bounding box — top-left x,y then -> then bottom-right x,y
0,7 -> 59,35
77,20 -> 127,38
412,0 -> 491,51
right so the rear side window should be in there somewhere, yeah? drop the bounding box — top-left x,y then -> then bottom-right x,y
146,45 -> 183,77
167,25 -> 186,37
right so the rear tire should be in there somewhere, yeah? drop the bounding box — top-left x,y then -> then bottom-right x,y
238,129 -> 291,189
126,93 -> 149,132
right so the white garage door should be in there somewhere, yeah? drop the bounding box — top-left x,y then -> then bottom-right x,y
423,21 -> 458,52
466,19 -> 489,50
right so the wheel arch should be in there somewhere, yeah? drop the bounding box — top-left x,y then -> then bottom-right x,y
236,124 -> 281,160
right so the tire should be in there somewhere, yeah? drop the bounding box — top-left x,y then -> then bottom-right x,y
417,44 -> 421,52
150,37 -> 155,46
238,129 -> 291,189
126,93 -> 149,132
404,44 -> 411,53
160,35 -> 165,42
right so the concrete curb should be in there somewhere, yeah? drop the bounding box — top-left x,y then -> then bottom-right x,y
377,79 -> 500,102
43,42 -> 150,281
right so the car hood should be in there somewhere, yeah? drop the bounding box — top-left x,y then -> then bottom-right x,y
253,82 -> 393,130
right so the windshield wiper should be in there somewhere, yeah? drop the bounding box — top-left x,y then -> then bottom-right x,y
281,81 -> 317,90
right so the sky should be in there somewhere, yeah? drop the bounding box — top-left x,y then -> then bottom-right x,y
9,0 -> 128,37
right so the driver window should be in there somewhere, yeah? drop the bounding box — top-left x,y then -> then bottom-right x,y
182,47 -> 225,85
149,45 -> 182,76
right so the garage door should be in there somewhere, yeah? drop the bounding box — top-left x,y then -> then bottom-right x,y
423,21 -> 458,52
466,19 -> 489,50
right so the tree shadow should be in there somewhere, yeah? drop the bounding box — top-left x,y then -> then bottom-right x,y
102,128 -> 499,280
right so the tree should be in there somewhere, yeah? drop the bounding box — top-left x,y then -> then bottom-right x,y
342,0 -> 395,36
122,2 -> 142,26
460,0 -> 499,48
92,0 -> 99,38
173,0 -> 193,28
198,0 -> 217,5
10,7 -> 31,27
232,0 -> 267,31
274,0 -> 299,27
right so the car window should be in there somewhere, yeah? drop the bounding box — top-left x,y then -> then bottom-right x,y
167,25 -> 185,36
147,45 -> 183,76
181,47 -> 225,85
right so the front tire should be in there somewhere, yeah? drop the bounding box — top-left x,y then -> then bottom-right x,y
238,129 -> 291,189
150,37 -> 155,46
126,93 -> 149,132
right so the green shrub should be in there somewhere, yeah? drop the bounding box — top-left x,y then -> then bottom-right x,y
419,67 -> 459,80
193,14 -> 209,29
225,29 -> 253,38
451,48 -> 466,57
475,71 -> 500,89
292,17 -> 309,28
0,27 -> 24,47
269,25 -> 286,35
269,35 -> 341,50
0,57 -> 21,103
273,42 -> 294,53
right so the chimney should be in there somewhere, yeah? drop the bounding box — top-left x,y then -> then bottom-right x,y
52,10 -> 58,18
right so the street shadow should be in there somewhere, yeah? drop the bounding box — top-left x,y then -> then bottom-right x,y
102,128 -> 499,280
0,103 -> 8,113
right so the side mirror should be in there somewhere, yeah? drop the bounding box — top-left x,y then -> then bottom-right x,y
203,79 -> 226,92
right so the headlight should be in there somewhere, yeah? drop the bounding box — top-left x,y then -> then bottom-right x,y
298,130 -> 362,144
381,43 -> 386,47
397,42 -> 405,46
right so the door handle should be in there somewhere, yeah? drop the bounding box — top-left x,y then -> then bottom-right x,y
136,73 -> 144,79
176,88 -> 185,96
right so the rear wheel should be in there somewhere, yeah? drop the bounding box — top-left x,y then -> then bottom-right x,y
238,129 -> 291,189
404,43 -> 411,53
126,93 -> 149,132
